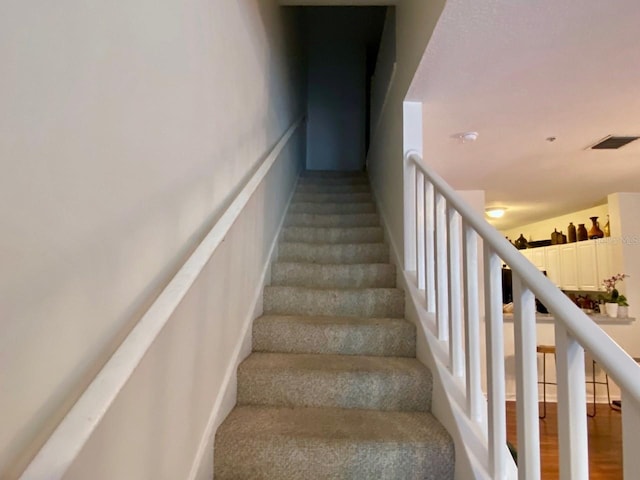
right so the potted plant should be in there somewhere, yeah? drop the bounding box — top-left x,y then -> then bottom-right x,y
602,273 -> 628,318
617,294 -> 630,319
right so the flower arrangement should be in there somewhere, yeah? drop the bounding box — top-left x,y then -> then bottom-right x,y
602,273 -> 628,304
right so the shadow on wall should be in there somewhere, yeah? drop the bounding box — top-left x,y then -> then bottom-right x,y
0,0 -> 306,477
298,6 -> 386,172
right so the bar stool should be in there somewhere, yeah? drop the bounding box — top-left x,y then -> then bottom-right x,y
537,344 -> 614,418
536,345 -> 556,419
586,359 -> 613,417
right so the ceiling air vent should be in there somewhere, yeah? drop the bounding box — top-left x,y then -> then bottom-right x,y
590,135 -> 640,150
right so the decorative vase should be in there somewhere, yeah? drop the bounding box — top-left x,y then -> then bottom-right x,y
567,222 -> 577,243
577,223 -> 588,241
514,234 -> 528,250
618,306 -> 629,319
604,215 -> 611,237
588,216 -> 604,239
606,302 -> 619,318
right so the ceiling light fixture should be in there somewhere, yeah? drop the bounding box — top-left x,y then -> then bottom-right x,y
486,207 -> 506,219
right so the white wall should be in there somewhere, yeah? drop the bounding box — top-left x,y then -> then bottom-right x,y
367,0 -> 447,265
370,8 -> 396,135
501,204 -> 609,244
305,7 -> 382,171
64,135 -> 305,479
0,1 -> 304,477
608,193 -> 640,321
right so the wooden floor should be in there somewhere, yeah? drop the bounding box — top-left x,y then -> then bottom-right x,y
506,401 -> 622,479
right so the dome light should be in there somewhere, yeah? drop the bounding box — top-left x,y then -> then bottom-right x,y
486,207 -> 506,219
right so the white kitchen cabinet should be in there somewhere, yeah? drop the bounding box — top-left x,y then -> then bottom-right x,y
576,241 -> 599,290
559,243 -> 579,290
595,240 -> 613,291
545,245 -> 562,287
520,248 -> 544,270
530,248 -> 545,271
516,239 -> 618,292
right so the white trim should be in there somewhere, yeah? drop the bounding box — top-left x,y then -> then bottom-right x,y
405,150 -> 640,478
20,116 -> 306,480
406,152 -> 640,404
186,172 -> 301,480
370,178 -> 514,480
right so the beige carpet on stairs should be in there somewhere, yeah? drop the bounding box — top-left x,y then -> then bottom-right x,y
214,171 -> 455,479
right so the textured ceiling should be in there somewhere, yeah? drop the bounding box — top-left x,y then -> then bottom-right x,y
408,0 -> 640,230
280,1 -> 395,5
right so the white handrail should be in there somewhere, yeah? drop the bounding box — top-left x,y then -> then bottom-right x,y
404,150 -> 640,479
19,115 -> 306,480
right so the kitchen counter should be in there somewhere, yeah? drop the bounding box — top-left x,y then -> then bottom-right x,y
499,310 -> 637,402
502,312 -> 635,324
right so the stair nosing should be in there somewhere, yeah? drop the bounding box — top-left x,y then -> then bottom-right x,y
240,351 -> 426,372
265,285 -> 402,293
272,261 -> 393,267
279,241 -> 387,247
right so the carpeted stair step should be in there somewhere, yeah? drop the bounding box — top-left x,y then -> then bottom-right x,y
214,405 -> 455,480
263,286 -> 404,318
237,353 -> 431,411
295,183 -> 371,194
281,226 -> 383,244
253,315 -> 415,357
278,242 -> 389,264
288,201 -> 376,214
298,175 -> 369,186
292,192 -> 373,203
214,169 -> 455,479
271,262 -> 395,288
300,170 -> 366,178
285,213 -> 379,228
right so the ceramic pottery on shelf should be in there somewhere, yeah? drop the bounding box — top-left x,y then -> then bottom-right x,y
618,306 -> 629,319
577,223 -> 588,241
514,234 -> 528,250
588,216 -> 604,239
567,222 -> 577,243
604,215 -> 611,237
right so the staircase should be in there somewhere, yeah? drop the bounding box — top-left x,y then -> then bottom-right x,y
214,171 -> 455,479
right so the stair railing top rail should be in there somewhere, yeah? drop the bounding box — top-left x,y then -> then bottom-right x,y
19,115 -> 306,480
406,150 -> 640,401
404,149 -> 640,479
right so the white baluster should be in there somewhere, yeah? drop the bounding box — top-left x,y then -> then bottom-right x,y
404,160 -> 416,272
622,391 -> 640,478
513,275 -> 541,480
555,323 -> 589,480
435,190 -> 449,341
484,245 -> 506,479
447,205 -> 463,377
463,221 -> 482,421
424,179 -> 436,313
415,170 -> 425,290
